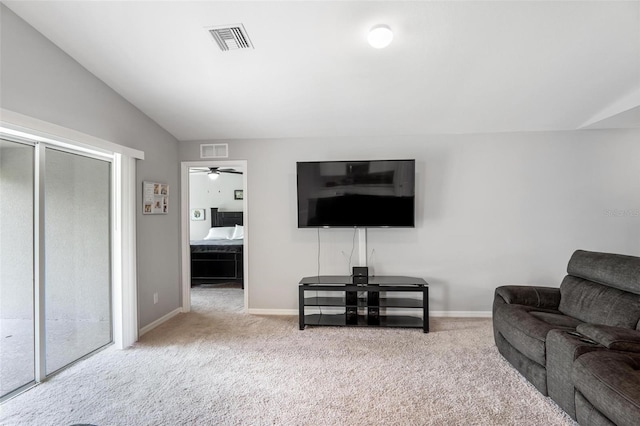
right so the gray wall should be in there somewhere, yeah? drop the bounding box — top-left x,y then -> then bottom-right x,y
0,5 -> 181,329
180,129 -> 640,313
3,4 -> 638,318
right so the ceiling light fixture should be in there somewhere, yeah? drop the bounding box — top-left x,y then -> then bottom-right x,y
208,171 -> 220,180
368,25 -> 393,49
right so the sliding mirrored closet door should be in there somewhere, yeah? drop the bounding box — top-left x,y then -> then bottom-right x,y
0,139 -> 35,398
0,139 -> 113,400
44,148 -> 112,374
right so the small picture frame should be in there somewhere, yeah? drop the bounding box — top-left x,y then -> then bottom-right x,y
143,181 -> 168,215
190,208 -> 206,221
234,190 -> 244,200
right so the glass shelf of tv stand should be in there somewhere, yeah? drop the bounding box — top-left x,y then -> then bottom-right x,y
303,312 -> 425,328
299,275 -> 429,333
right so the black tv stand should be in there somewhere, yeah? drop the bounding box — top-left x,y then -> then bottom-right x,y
298,275 -> 429,333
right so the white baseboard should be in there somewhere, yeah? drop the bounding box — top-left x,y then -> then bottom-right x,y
139,307 -> 182,336
247,309 -> 491,318
430,311 -> 492,318
248,308 -> 298,316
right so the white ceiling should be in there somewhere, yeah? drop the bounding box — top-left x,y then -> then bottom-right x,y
4,1 -> 640,141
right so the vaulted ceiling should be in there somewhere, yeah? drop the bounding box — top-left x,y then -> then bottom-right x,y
4,1 -> 640,141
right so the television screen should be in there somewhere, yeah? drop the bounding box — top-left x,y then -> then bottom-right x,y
296,159 -> 415,228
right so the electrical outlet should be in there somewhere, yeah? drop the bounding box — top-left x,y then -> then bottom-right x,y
153,293 -> 158,304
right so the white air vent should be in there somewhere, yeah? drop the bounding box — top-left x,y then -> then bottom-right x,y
208,24 -> 253,51
200,144 -> 228,159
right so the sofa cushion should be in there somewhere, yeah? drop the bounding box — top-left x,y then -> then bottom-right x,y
558,275 -> 640,329
529,311 -> 583,328
568,250 -> 640,295
572,351 -> 640,426
493,304 -> 581,366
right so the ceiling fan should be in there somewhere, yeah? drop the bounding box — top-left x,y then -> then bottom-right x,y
190,167 -> 243,180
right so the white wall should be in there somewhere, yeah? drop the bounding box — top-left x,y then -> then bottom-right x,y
0,5 -> 181,329
189,172 -> 243,240
179,129 -> 640,313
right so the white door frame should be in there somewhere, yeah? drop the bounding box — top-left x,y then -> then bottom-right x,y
180,160 -> 249,312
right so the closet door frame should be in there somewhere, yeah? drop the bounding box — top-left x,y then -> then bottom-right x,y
36,142 -> 115,381
0,111 -> 142,398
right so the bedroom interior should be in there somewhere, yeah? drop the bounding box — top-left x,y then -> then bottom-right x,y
188,165 -> 245,292
1,1 -> 639,424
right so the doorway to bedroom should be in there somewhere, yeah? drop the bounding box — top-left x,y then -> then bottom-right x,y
181,160 -> 248,313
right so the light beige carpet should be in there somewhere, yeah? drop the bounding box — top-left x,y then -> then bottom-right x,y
0,287 -> 577,425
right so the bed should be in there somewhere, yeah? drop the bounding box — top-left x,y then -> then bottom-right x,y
190,208 -> 244,287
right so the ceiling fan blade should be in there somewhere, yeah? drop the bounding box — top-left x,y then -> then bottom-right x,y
189,167 -> 210,173
189,167 -> 243,175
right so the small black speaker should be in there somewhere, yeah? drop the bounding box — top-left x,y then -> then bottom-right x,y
352,266 -> 368,277
352,275 -> 368,284
345,291 -> 358,305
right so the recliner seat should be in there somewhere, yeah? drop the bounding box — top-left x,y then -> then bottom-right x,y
492,250 -> 640,425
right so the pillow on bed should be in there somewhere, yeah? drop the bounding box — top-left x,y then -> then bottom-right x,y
230,225 -> 244,240
203,226 -> 235,240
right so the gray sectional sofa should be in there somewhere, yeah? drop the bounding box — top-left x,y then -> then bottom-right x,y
492,250 -> 640,426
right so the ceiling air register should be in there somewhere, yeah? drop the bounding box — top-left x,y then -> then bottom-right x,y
208,24 -> 253,51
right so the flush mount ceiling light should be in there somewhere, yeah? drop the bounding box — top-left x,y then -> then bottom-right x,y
368,25 -> 393,49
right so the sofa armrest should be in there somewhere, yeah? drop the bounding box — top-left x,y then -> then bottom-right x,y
494,286 -> 561,309
576,323 -> 640,353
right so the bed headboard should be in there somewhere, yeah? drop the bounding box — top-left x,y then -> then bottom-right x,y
211,208 -> 243,227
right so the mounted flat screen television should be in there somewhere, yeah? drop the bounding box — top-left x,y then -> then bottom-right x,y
296,159 -> 415,228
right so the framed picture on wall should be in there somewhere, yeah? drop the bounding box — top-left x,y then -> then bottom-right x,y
190,208 -> 206,221
234,190 -> 243,200
143,181 -> 168,214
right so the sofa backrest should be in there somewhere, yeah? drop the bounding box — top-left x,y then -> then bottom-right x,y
567,250 -> 640,295
559,250 -> 640,330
